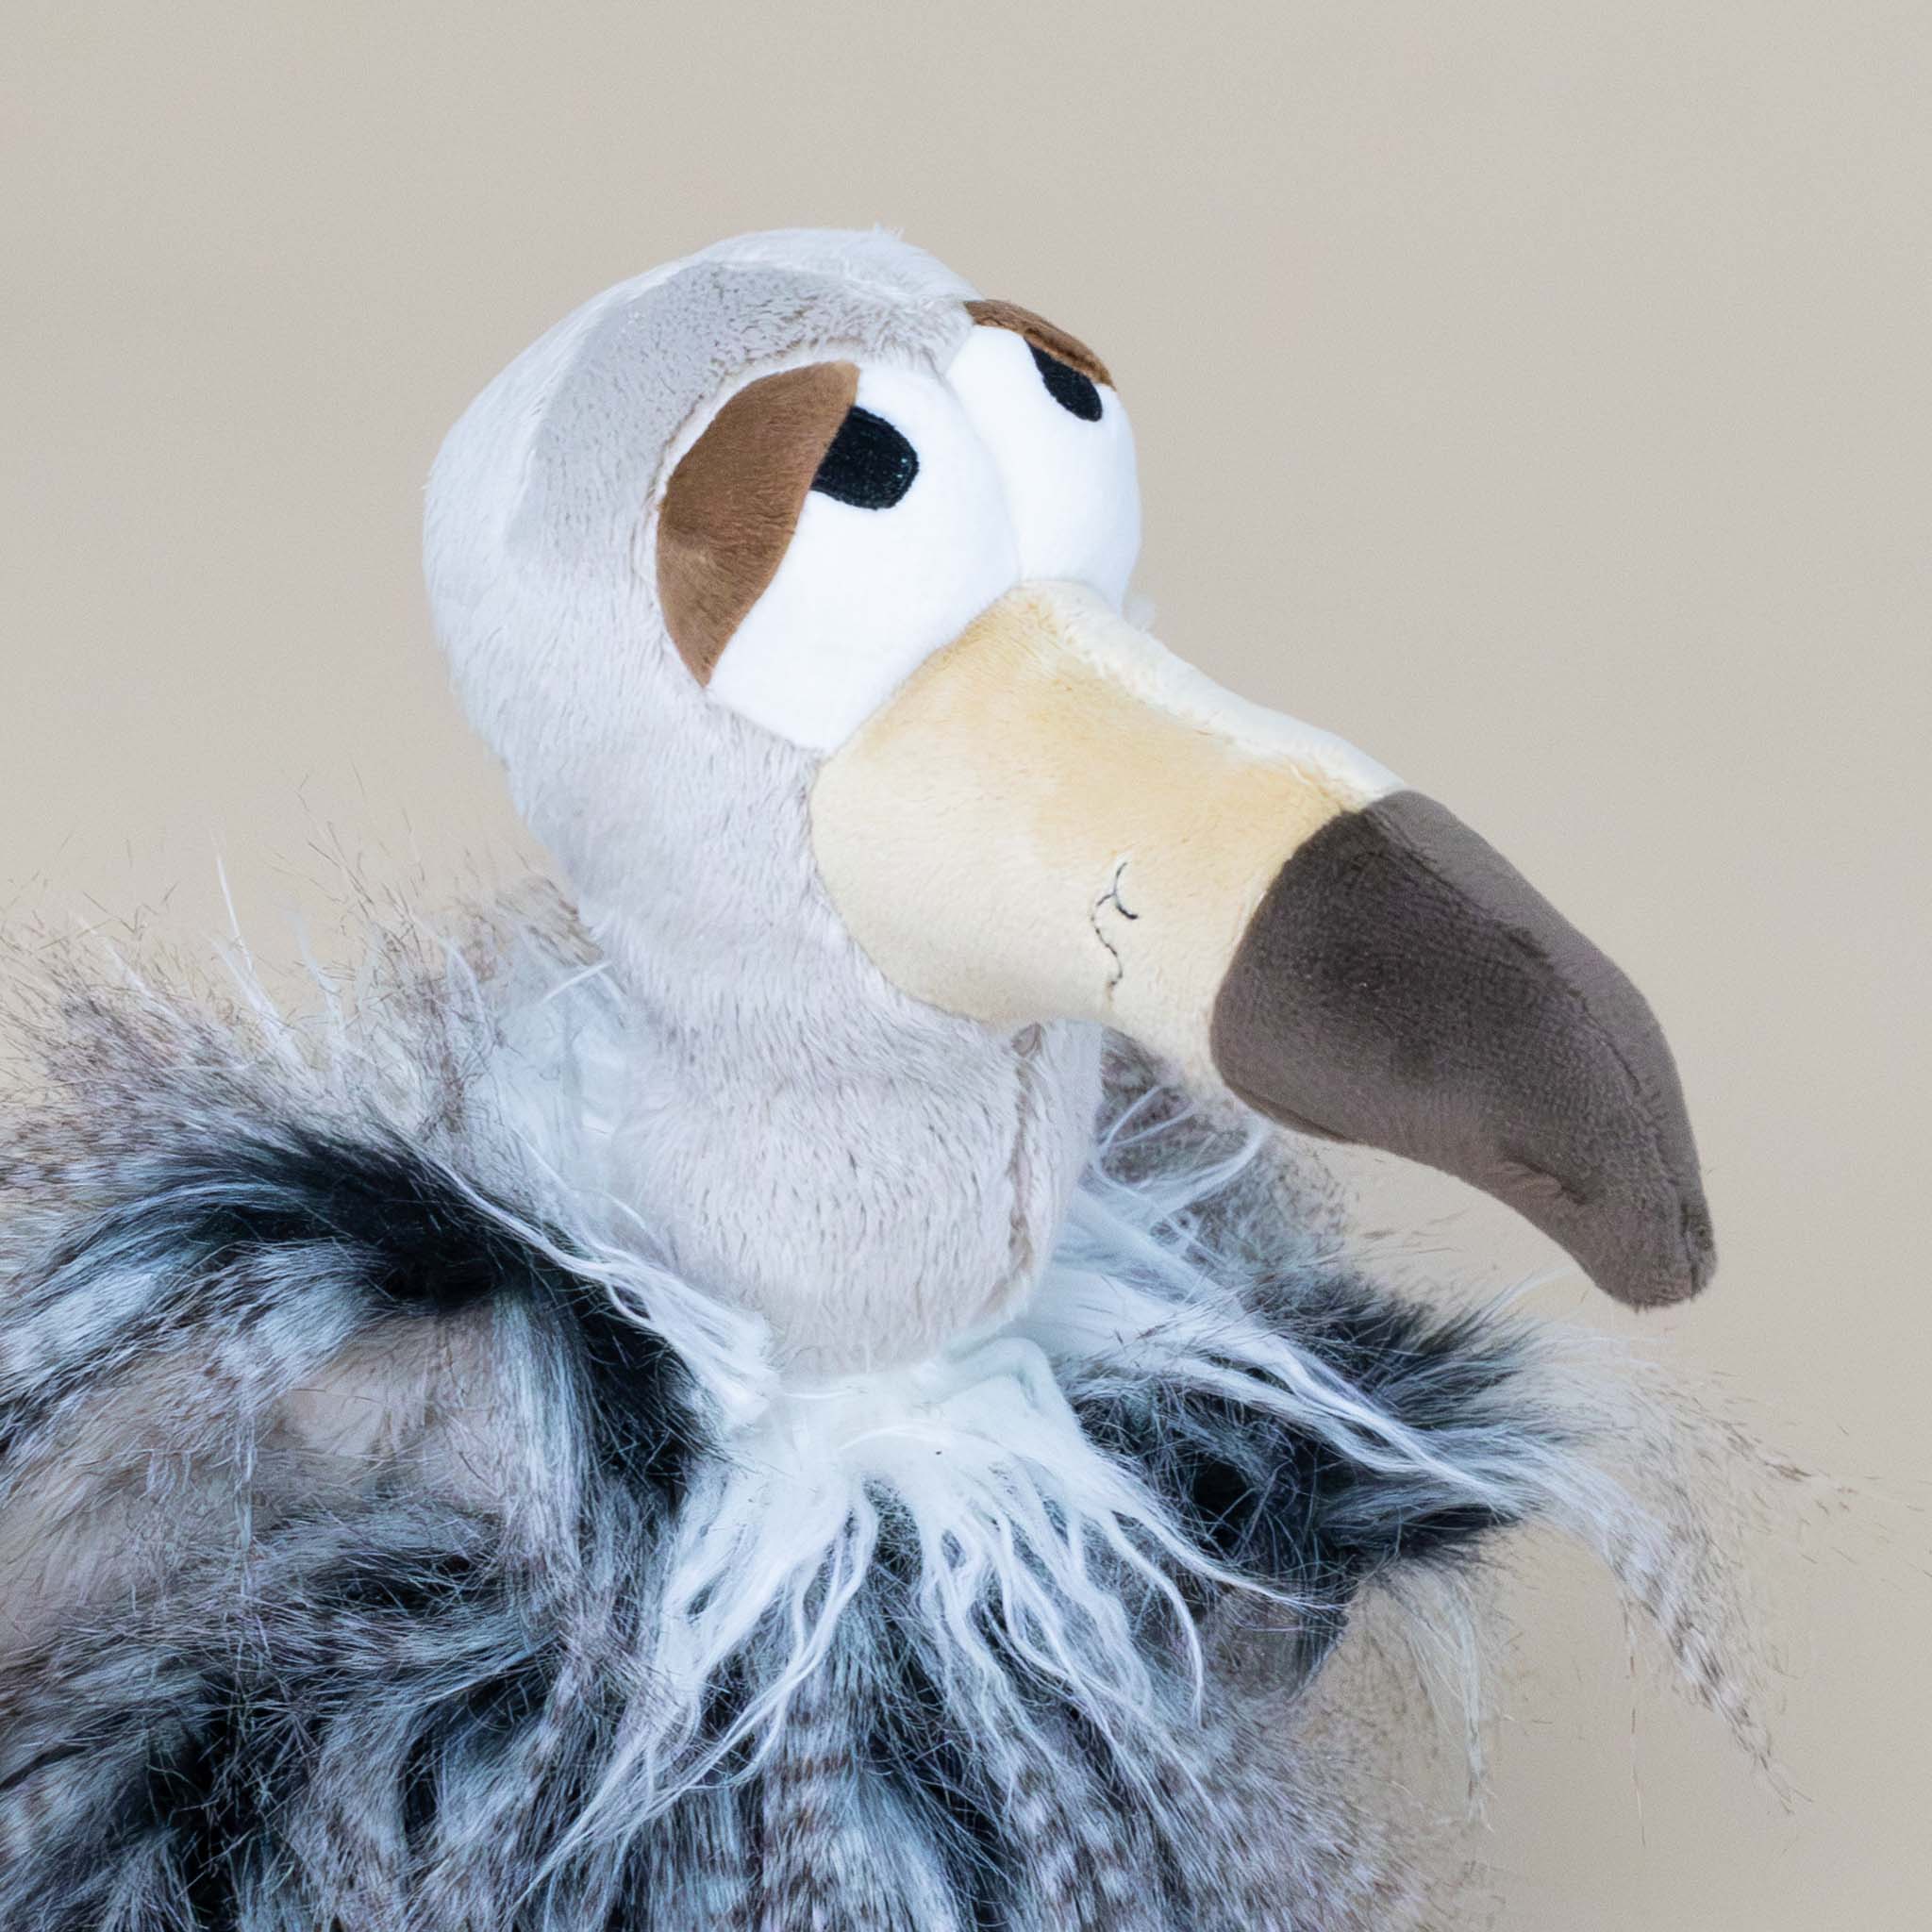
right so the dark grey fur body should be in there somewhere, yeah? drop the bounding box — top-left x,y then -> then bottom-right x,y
0,899 -> 1738,1930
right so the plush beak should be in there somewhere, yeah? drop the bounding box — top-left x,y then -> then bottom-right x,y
810,583 -> 1714,1307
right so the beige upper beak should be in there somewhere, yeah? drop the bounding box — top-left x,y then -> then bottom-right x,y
810,582 -> 1714,1308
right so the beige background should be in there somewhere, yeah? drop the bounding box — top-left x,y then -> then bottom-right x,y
4,4 -> 1926,1924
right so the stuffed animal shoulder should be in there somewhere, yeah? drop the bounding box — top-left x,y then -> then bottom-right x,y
0,227 -> 1749,1929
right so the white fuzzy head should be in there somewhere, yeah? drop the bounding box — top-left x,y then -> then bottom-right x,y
424,226 -> 1139,916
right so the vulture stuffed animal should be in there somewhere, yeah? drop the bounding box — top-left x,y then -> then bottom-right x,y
0,228 -> 1754,1928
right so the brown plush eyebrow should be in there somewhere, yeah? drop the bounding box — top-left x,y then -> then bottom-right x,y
964,299 -> 1112,390
657,361 -> 860,684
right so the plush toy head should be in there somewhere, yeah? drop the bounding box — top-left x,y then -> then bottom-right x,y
426,227 -> 1711,1333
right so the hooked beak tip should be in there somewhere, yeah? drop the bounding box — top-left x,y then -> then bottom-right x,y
1210,791 -> 1715,1309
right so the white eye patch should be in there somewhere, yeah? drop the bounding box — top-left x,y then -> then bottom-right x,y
946,324 -> 1141,609
707,364 -> 1018,753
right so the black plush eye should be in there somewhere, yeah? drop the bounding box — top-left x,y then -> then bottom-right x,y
1029,342 -> 1103,422
811,406 -> 919,508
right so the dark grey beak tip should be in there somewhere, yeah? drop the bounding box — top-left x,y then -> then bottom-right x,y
1618,1194 -> 1718,1310
1577,1199 -> 1715,1314
1210,790 -> 1717,1310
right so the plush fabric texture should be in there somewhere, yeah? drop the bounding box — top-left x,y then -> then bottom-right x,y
658,361 -> 860,683
1210,790 -> 1715,1308
809,581 -> 1389,1053
811,404 -> 921,508
964,297 -> 1113,389
0,225 -> 1749,1928
1028,343 -> 1104,422
942,321 -> 1140,604
426,231 -> 1102,1370
0,897 -> 1758,1930
425,225 -> 1715,1372
705,357 -> 1028,753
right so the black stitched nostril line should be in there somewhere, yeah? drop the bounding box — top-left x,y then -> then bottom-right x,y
1091,861 -> 1137,991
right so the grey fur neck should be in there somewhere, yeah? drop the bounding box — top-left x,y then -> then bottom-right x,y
420,232 -> 1103,1370
583,878 -> 1104,1374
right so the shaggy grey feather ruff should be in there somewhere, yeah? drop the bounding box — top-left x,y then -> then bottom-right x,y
0,888 -> 1757,1930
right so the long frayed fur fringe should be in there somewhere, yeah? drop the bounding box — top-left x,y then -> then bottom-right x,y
0,885 -> 1766,1930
